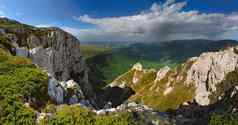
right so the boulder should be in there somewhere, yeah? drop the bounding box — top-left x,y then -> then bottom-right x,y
15,47 -> 29,57
48,77 -> 64,104
48,77 -> 86,104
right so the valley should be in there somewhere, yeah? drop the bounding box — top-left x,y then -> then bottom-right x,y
83,40 -> 238,85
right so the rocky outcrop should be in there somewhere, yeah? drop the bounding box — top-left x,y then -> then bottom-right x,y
15,47 -> 29,57
48,76 -> 86,104
132,63 -> 144,84
185,47 -> 238,105
29,28 -> 94,98
155,66 -> 170,82
48,77 -> 65,104
94,102 -> 153,115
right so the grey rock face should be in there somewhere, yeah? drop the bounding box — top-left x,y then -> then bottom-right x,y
48,77 -> 64,104
185,47 -> 238,105
28,28 -> 94,98
27,34 -> 42,48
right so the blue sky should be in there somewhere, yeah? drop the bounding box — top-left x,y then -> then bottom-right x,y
1,0 -> 238,42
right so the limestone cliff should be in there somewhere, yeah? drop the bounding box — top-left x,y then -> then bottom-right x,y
0,17 -> 95,103
185,47 -> 238,105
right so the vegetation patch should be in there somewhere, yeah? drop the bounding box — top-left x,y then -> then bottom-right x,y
0,18 -> 33,30
0,97 -> 36,125
209,113 -> 238,125
113,60 -> 196,111
0,36 -> 14,53
209,69 -> 238,104
42,105 -> 141,125
0,50 -> 48,124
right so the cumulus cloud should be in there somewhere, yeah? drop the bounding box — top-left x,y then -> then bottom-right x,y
70,0 -> 238,42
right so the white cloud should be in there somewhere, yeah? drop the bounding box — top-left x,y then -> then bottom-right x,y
0,10 -> 5,17
35,24 -> 52,28
71,0 -> 238,42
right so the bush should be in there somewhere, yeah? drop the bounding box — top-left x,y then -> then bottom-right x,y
209,113 -> 238,125
95,112 -> 137,125
0,52 -> 48,107
48,105 -> 95,125
46,105 -> 139,125
0,97 -> 36,125
0,51 -> 48,124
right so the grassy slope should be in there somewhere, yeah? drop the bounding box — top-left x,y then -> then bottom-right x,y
0,38 -> 48,124
113,60 -> 196,111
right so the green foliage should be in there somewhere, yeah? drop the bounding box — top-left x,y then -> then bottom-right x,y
0,53 -> 48,107
47,105 -> 138,125
0,18 -> 33,30
209,113 -> 238,125
114,69 -> 135,86
32,28 -> 49,38
95,112 -> 137,125
0,97 -> 36,125
49,105 -> 95,125
133,70 -> 157,90
0,36 -> 14,53
0,51 -> 48,124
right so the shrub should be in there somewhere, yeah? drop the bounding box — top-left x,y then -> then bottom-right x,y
0,51 -> 48,124
0,97 -> 36,125
48,105 -> 95,125
0,36 -> 14,53
0,52 -> 48,107
95,112 -> 137,125
47,105 -> 139,125
209,113 -> 238,125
